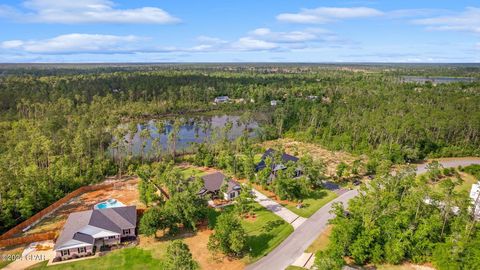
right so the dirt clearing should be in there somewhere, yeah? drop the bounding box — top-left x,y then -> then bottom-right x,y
261,138 -> 366,176
23,178 -> 143,236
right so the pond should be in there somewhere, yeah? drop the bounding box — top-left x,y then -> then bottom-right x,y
400,76 -> 477,84
112,113 -> 264,157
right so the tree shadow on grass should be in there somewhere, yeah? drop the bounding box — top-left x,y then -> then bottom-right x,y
306,189 -> 327,200
262,220 -> 284,232
247,233 -> 274,257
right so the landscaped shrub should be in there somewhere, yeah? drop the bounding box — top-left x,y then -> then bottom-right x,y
52,257 -> 62,262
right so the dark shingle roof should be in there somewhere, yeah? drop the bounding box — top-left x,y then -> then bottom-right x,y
54,205 -> 136,250
201,172 -> 226,192
256,148 -> 299,171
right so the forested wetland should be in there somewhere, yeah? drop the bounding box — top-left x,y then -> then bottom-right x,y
0,64 -> 479,269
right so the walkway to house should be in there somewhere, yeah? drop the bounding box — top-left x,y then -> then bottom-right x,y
251,188 -> 306,229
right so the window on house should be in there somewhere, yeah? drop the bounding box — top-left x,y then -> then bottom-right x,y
61,249 -> 70,256
122,229 -> 130,235
108,236 -> 116,239
78,247 -> 86,253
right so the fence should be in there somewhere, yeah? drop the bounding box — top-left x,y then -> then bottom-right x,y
0,231 -> 57,248
0,183 -> 115,240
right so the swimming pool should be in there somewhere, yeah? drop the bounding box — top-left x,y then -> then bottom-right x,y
94,198 -> 125,209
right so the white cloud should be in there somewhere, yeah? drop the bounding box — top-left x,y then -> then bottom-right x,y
230,37 -> 278,51
1,0 -> 179,24
277,7 -> 383,24
0,34 -> 143,54
249,28 -> 332,43
413,7 -> 480,34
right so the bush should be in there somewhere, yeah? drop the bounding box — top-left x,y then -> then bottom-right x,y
52,257 -> 62,262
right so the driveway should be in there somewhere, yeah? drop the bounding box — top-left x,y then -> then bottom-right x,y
247,189 -> 358,270
252,188 -> 306,229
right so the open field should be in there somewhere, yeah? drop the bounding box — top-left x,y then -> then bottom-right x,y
261,138 -> 366,176
22,178 -> 143,236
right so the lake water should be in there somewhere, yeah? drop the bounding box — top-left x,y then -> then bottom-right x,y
112,114 -> 262,157
401,76 -> 477,84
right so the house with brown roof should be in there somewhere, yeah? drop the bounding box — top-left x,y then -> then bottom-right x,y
198,172 -> 241,200
53,205 -> 136,261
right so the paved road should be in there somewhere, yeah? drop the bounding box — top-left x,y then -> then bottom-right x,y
415,157 -> 480,174
247,157 -> 480,270
252,188 -> 306,229
247,189 -> 359,270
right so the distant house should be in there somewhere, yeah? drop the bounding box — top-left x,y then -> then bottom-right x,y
255,148 -> 302,182
54,205 -> 137,261
198,172 -> 241,200
270,100 -> 279,106
214,96 -> 230,103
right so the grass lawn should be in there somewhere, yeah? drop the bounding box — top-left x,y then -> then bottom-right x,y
242,204 -> 294,262
430,171 -> 477,194
209,202 -> 294,263
284,190 -> 338,218
285,266 -> 306,270
30,247 -> 164,270
177,166 -> 207,178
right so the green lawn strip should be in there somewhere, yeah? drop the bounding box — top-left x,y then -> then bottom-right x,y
305,225 -> 332,253
284,190 -> 338,218
29,247 -> 164,270
285,266 -> 306,270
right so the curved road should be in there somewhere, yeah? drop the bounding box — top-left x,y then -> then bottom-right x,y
247,158 -> 480,270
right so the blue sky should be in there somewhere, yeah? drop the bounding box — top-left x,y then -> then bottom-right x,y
0,0 -> 479,63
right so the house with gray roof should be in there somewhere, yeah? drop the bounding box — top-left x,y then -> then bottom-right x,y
53,205 -> 136,261
198,172 -> 241,200
255,148 -> 302,182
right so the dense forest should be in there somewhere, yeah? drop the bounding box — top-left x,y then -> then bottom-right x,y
0,64 -> 479,234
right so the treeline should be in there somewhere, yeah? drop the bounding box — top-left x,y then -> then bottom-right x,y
0,65 -> 479,233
